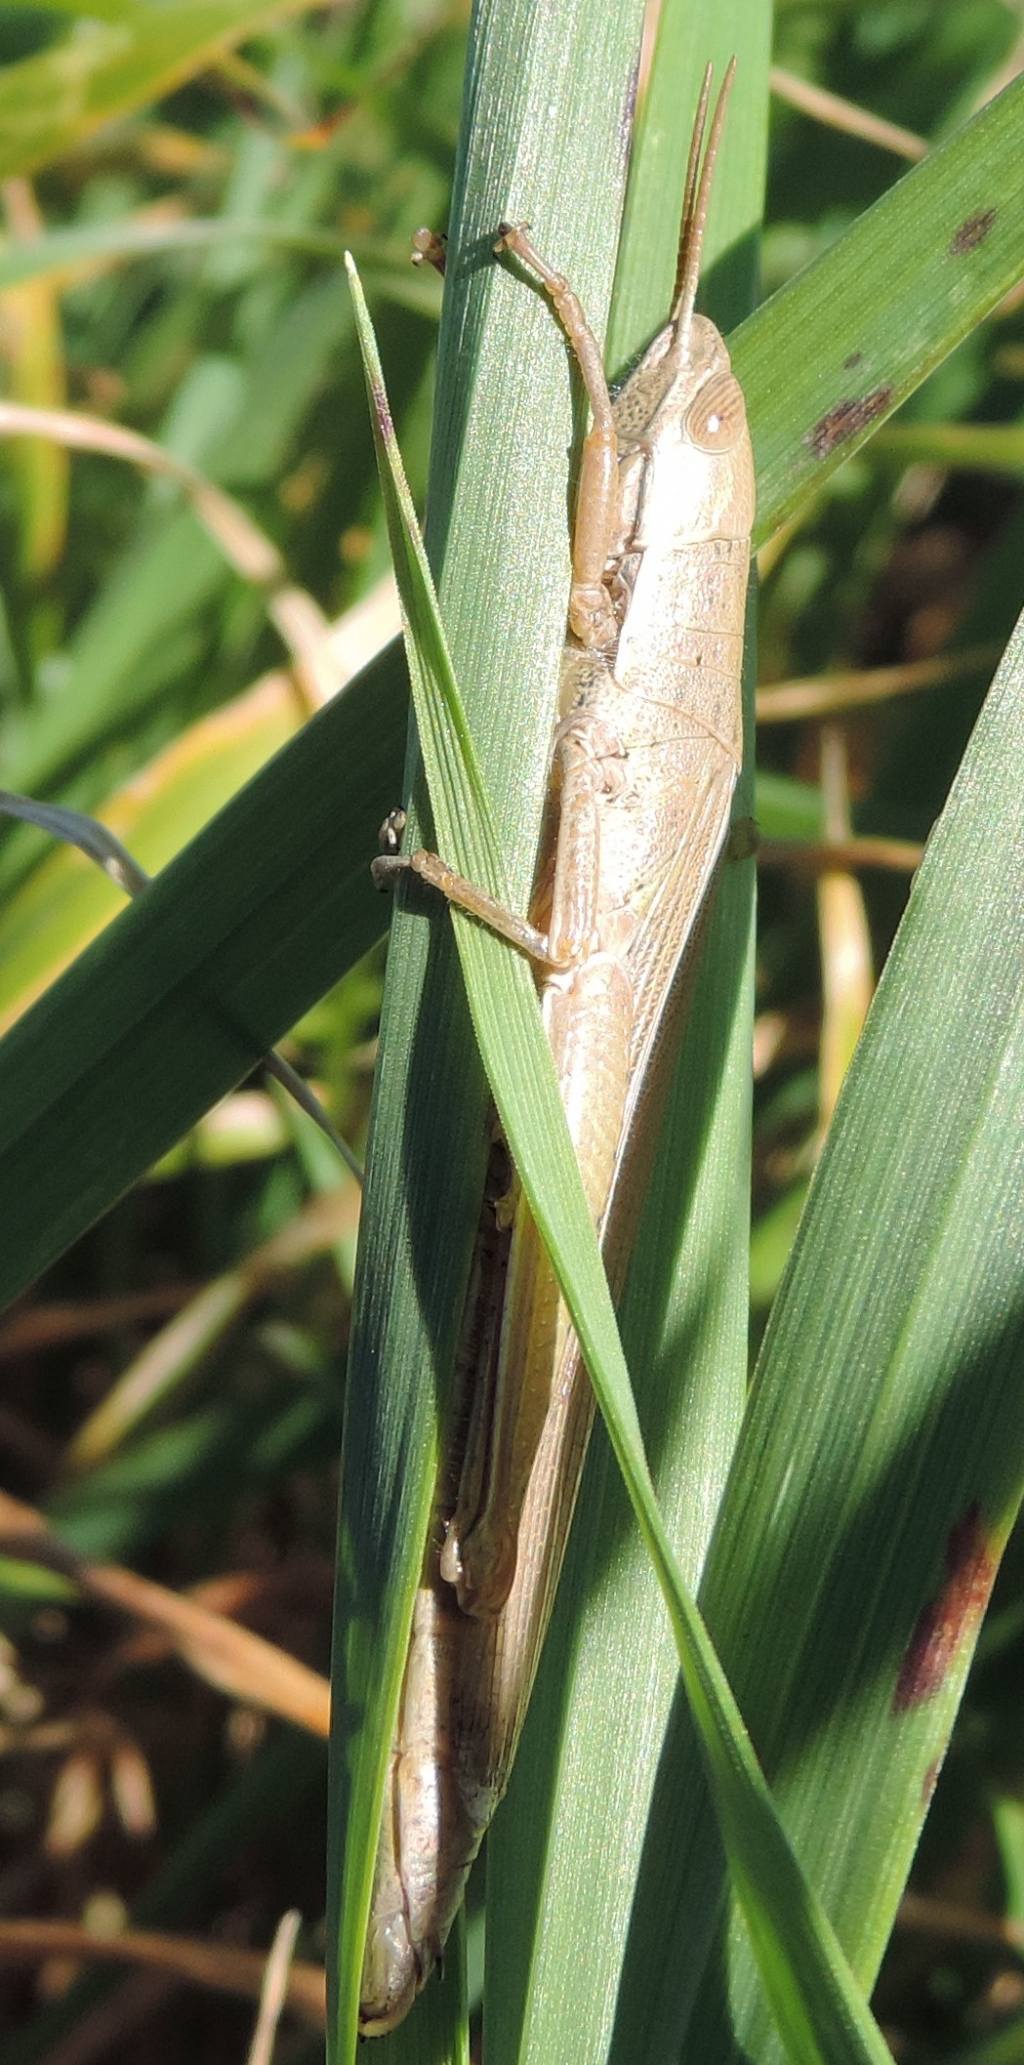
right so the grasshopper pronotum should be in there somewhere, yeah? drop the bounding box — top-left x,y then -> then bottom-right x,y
361,60 -> 753,2033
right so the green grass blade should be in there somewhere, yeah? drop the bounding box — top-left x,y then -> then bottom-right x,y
676,610 -> 1024,2058
0,680 -> 305,1029
0,645 -> 403,1308
736,70 -> 1024,548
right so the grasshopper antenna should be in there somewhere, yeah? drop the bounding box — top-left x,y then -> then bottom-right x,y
670,58 -> 736,352
674,63 -> 713,312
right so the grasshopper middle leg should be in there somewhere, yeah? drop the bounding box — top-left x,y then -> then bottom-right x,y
371,718 -> 609,977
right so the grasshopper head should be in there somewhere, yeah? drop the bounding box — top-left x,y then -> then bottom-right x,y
678,319 -> 747,457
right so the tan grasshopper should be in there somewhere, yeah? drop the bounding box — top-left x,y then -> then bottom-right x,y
361,60 -> 753,2033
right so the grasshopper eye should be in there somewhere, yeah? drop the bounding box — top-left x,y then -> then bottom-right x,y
686,371 -> 744,452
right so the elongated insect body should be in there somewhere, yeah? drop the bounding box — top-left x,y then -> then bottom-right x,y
360,62 -> 753,2034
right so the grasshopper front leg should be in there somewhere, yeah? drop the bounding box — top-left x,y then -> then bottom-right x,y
495,222 -> 622,651
370,205 -> 630,969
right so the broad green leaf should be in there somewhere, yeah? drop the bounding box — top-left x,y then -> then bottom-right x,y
0,675 -> 304,1029
0,784 -> 361,1171
735,70 -> 1024,546
674,604 -> 1024,2060
0,641 -> 401,1309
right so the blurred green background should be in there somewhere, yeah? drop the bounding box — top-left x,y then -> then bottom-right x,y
1,3 -> 1023,2061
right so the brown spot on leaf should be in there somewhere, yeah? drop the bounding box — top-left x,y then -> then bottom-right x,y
894,1504 -> 995,1713
370,379 -> 394,440
922,1757 -> 942,1807
843,350 -> 863,371
807,386 -> 893,459
620,50 -> 640,154
950,208 -> 996,256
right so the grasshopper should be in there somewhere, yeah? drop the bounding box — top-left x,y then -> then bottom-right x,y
361,60 -> 753,2033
